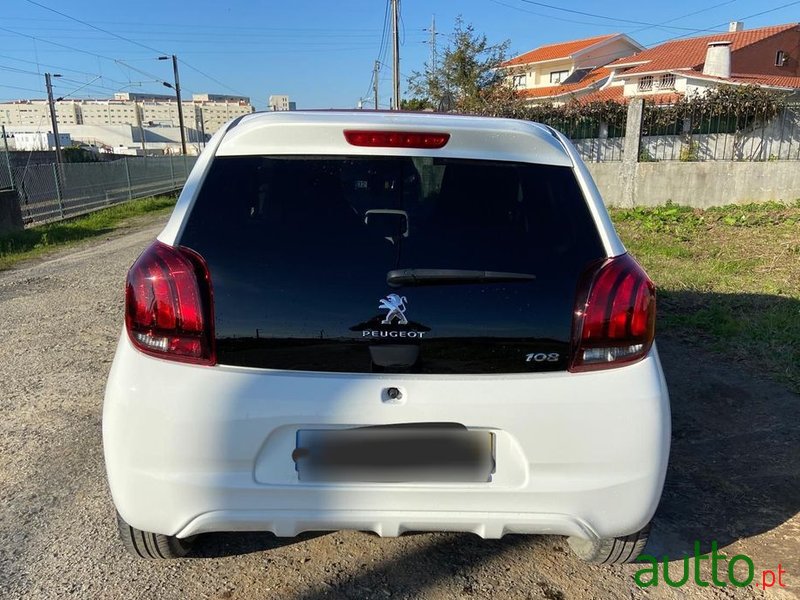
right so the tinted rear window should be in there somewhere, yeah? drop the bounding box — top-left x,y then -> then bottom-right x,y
179,155 -> 606,373
180,155 -> 603,273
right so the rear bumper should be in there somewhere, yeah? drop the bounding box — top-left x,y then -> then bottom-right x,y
103,333 -> 671,541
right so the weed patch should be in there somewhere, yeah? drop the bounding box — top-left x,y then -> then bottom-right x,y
0,196 -> 176,270
610,201 -> 800,392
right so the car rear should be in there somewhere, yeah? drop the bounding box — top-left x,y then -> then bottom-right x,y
103,111 -> 670,558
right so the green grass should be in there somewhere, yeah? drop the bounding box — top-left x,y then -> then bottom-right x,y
0,195 -> 176,270
610,200 -> 800,392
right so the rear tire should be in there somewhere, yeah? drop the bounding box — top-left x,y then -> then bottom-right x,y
567,522 -> 650,564
116,512 -> 195,559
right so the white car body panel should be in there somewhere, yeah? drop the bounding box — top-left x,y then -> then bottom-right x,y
104,332 -> 669,540
107,111 -> 669,543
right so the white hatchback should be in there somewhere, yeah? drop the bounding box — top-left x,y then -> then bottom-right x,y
104,111 -> 670,563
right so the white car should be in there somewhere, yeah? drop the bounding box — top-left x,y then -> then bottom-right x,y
104,111 -> 670,563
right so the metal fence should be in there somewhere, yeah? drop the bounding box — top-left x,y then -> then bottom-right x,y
11,156 -> 197,226
540,116 -> 627,162
544,102 -> 800,163
639,102 -> 800,162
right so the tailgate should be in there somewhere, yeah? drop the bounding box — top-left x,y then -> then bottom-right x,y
178,155 -> 605,374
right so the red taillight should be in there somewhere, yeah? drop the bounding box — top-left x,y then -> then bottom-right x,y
570,254 -> 655,372
343,130 -> 450,149
125,241 -> 215,365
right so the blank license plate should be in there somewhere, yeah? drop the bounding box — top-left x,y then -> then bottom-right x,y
295,426 -> 494,483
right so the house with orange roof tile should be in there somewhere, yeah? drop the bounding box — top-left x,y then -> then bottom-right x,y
500,34 -> 644,102
581,21 -> 800,103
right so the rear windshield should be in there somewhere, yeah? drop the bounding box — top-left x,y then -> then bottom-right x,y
179,155 -> 604,274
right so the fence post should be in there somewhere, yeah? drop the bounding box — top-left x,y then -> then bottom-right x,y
1,125 -> 12,190
52,163 -> 64,218
169,156 -> 176,189
124,158 -> 132,201
621,98 -> 644,207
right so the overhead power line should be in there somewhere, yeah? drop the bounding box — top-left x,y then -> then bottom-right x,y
628,0 -> 741,35
364,0 -> 393,103
514,0 -> 729,32
0,83 -> 45,95
641,0 -> 800,46
728,0 -> 800,22
0,53 -> 133,86
179,61 -> 247,97
23,0 -> 246,97
489,0 -> 641,29
24,0 -> 167,55
0,64 -> 42,77
0,25 -> 122,62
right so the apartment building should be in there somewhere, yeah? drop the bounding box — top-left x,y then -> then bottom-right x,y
0,92 -> 253,136
268,94 -> 296,111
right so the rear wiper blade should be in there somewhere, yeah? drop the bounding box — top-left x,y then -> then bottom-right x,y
387,268 -> 536,287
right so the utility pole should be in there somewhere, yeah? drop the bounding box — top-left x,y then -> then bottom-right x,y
391,0 -> 400,110
373,60 -> 380,110
429,15 -> 437,75
159,55 -> 187,155
44,72 -> 63,164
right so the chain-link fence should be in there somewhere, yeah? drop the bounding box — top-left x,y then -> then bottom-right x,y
11,156 -> 197,226
1,136 -> 12,191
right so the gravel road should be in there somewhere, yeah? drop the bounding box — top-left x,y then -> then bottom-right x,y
1,212 -> 798,600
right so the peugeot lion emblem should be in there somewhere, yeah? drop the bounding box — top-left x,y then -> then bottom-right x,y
379,294 -> 408,325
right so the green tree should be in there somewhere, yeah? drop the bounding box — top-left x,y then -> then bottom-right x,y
399,97 -> 434,111
407,17 -> 520,114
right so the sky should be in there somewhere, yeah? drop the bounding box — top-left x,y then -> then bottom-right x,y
1,0 -> 798,110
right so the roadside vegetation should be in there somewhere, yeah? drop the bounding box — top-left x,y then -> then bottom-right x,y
0,195 -> 176,270
610,201 -> 800,392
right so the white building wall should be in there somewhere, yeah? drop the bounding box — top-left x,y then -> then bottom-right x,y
9,131 -> 71,151
574,39 -> 642,69
0,101 -> 79,126
268,95 -> 295,111
0,96 -> 253,134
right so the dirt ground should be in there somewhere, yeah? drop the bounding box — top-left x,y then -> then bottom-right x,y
0,213 -> 797,599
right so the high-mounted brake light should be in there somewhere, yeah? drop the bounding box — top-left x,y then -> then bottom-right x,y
344,130 -> 450,149
570,254 -> 655,372
125,241 -> 215,365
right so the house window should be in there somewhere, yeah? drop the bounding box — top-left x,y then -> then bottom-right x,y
550,70 -> 568,84
512,74 -> 527,88
775,50 -> 786,66
658,74 -> 675,89
638,76 -> 654,91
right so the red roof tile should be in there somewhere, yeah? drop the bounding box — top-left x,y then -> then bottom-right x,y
608,23 -> 798,75
502,34 -> 618,67
684,72 -> 800,88
516,67 -> 612,99
580,87 -> 683,104
578,86 -> 626,103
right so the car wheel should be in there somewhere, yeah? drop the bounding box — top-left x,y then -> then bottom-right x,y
567,522 -> 650,564
116,511 -> 195,559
